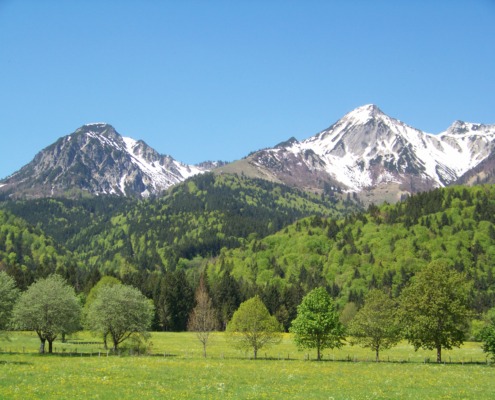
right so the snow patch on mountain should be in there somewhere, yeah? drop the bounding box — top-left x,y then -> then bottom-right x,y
122,136 -> 204,196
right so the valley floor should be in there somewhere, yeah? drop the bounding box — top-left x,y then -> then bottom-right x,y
1,332 -> 494,399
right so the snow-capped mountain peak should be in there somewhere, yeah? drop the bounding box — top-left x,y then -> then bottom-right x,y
235,105 -> 495,201
0,123 -> 207,199
342,104 -> 386,124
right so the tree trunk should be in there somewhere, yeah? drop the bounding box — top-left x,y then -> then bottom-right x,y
48,340 -> 54,354
375,348 -> 379,362
254,348 -> 257,360
203,343 -> 207,358
436,345 -> 442,363
39,338 -> 46,354
317,346 -> 321,361
111,331 -> 118,352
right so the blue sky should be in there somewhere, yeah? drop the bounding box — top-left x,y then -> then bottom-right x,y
0,0 -> 494,179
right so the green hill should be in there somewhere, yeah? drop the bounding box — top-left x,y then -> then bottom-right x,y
208,185 -> 495,317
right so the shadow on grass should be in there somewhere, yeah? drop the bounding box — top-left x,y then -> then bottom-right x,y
49,351 -> 180,358
200,355 -> 492,366
302,358 -> 492,366
64,341 -> 104,345
0,360 -> 32,365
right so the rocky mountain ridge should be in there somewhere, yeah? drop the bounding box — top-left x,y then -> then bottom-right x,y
0,123 -> 211,198
219,105 -> 495,202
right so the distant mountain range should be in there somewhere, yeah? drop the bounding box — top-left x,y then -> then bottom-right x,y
1,105 -> 494,201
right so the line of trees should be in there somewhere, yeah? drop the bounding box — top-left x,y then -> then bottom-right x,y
2,261 -> 495,363
1,273 -> 154,354
222,261 -> 479,363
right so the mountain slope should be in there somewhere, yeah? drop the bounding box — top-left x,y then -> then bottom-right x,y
1,173 -> 359,273
219,105 -> 495,202
0,123 -> 207,199
454,148 -> 495,186
208,184 -> 495,313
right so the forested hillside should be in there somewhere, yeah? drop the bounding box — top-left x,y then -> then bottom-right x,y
0,173 -> 357,330
3,196 -> 133,246
3,177 -> 495,332
208,185 -> 495,322
0,210 -> 81,290
2,173 -> 354,275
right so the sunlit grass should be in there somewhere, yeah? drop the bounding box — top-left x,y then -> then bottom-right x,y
1,331 -> 494,399
2,331 -> 488,363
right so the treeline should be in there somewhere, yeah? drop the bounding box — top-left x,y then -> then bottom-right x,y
86,266 -> 301,333
2,265 -> 490,364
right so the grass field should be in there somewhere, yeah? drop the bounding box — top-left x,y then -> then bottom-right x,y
1,331 -> 495,399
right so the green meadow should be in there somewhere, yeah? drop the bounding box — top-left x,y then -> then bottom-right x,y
1,332 -> 495,399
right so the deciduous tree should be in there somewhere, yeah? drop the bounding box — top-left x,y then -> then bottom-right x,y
227,296 -> 282,359
290,287 -> 345,361
83,276 -> 122,349
187,275 -> 219,357
12,274 -> 81,353
85,284 -> 154,351
398,260 -> 472,363
477,307 -> 495,361
348,289 -> 401,361
85,276 -> 122,306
